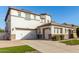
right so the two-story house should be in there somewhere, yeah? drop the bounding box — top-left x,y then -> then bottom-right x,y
5,7 -> 77,41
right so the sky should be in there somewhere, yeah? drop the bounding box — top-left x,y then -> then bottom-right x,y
0,6 -> 79,29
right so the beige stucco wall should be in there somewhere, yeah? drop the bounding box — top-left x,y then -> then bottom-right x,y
51,26 -> 69,35
6,8 -> 77,40
9,9 -> 52,40
10,9 -> 19,16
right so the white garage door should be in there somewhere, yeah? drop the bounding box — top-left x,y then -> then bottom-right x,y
16,30 -> 36,40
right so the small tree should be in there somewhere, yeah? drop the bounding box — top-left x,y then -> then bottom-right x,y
0,29 -> 4,33
63,23 -> 67,25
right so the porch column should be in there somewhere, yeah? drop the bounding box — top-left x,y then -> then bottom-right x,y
72,28 -> 77,39
51,26 -> 54,37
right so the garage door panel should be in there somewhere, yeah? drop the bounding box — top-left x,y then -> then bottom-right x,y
16,30 -> 36,40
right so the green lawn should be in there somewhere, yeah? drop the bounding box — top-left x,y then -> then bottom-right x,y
0,45 -> 39,53
61,40 -> 79,45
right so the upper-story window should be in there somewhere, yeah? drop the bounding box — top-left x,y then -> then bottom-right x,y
30,14 -> 34,19
36,15 -> 40,20
33,15 -> 40,20
11,9 -> 31,19
25,13 -> 30,19
40,15 -> 46,23
31,14 -> 40,20
18,11 -> 21,17
21,12 -> 26,18
19,11 -> 31,20
11,10 -> 19,16
34,15 -> 36,20
40,15 -> 46,19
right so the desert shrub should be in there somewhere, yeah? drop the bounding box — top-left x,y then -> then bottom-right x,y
51,35 -> 60,41
52,35 -> 64,41
60,35 -> 64,40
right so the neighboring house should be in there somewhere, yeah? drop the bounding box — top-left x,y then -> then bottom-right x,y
5,7 -> 78,40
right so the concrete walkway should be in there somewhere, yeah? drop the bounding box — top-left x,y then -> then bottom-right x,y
0,40 -> 79,53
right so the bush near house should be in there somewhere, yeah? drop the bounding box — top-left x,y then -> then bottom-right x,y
51,35 -> 59,41
51,35 -> 64,41
60,35 -> 64,40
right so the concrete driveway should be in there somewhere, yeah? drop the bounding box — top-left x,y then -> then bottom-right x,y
25,40 -> 79,53
0,40 -> 27,48
0,40 -> 79,53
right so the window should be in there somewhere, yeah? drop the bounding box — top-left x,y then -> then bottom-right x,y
54,28 -> 63,34
65,28 -> 66,33
34,15 -> 36,20
60,28 -> 62,33
54,28 -> 56,33
18,11 -> 21,17
57,29 -> 59,33
36,16 -> 40,20
65,28 -> 68,33
25,13 -> 30,19
54,28 -> 58,34
21,12 -> 26,17
40,15 -> 46,19
11,10 -> 19,16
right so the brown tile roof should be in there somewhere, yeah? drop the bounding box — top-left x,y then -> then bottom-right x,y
62,23 -> 79,27
37,22 -> 76,28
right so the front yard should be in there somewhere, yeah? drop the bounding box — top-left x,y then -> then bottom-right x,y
0,45 -> 39,53
61,39 -> 79,45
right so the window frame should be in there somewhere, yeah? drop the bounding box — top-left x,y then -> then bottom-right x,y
25,13 -> 30,20
60,28 -> 62,33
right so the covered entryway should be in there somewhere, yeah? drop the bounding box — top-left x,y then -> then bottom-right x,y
68,29 -> 74,39
43,28 -> 51,39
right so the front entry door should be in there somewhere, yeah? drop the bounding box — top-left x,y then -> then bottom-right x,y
44,28 -> 50,39
68,29 -> 73,39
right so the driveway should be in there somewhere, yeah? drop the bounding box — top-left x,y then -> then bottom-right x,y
0,40 -> 79,53
25,40 -> 79,53
0,40 -> 27,48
